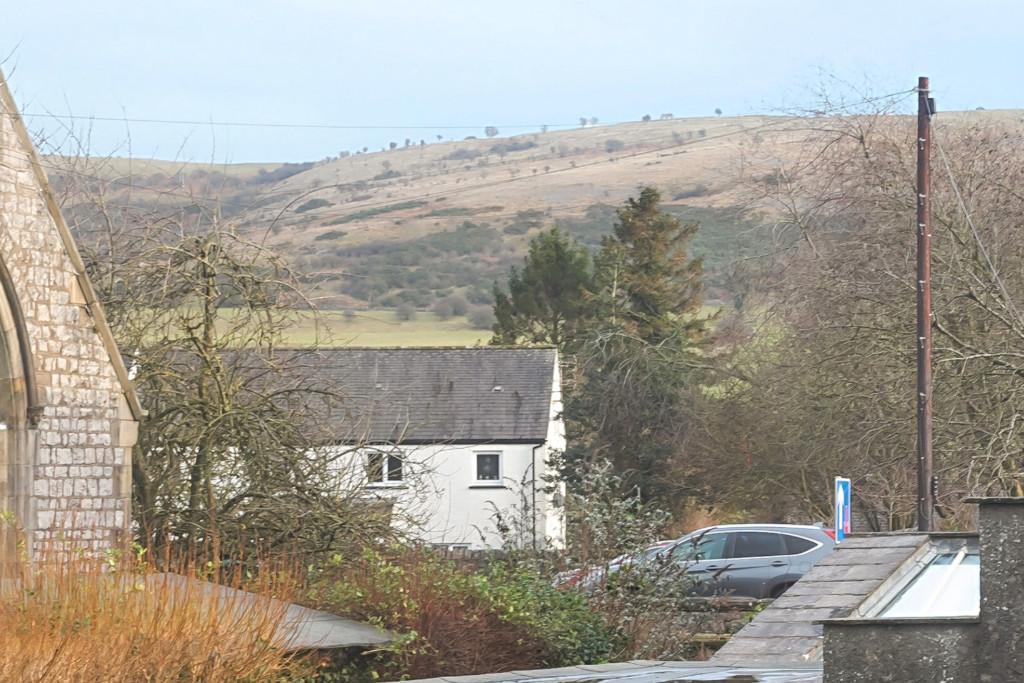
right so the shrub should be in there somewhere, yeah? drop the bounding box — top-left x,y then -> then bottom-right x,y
307,548 -> 616,680
489,140 -> 537,156
604,139 -> 625,153
314,229 -> 347,241
672,184 -> 710,200
446,294 -> 470,316
468,306 -> 496,330
295,198 -> 332,213
443,148 -> 483,161
432,299 -> 455,320
395,303 -> 416,321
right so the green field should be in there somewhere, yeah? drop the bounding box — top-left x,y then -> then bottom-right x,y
280,309 -> 489,347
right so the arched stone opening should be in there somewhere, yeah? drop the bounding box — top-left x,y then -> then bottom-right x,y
0,255 -> 33,563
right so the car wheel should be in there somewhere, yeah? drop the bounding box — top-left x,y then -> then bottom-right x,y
770,582 -> 794,599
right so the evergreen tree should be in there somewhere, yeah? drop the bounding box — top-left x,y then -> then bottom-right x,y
491,228 -> 593,350
594,186 -> 705,343
565,187 -> 709,502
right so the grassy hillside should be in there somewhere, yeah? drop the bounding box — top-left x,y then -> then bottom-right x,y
47,109 -> 1024,337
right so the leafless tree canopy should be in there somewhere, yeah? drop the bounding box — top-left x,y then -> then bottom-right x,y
693,99 -> 1024,529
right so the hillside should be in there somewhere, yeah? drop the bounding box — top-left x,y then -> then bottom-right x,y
46,109 -> 1024,314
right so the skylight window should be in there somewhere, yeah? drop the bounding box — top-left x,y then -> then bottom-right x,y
877,547 -> 980,619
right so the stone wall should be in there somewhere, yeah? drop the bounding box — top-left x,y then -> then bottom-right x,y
822,620 -> 978,683
0,73 -> 140,556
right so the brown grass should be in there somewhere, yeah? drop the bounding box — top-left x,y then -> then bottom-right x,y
0,547 -> 311,682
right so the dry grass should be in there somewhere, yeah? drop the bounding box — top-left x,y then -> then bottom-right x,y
0,547 -> 310,682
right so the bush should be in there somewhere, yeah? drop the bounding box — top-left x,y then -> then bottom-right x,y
468,306 -> 496,330
443,148 -> 483,161
604,139 -> 625,153
446,294 -> 470,316
432,299 -> 455,320
295,198 -> 332,213
307,548 -> 616,681
489,140 -> 537,156
314,229 -> 347,241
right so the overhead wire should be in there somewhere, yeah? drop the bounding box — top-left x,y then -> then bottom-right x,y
3,88 -> 916,225
929,110 -> 1023,326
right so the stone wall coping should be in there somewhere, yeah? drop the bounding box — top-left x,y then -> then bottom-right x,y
964,496 -> 1024,505
817,616 -> 980,627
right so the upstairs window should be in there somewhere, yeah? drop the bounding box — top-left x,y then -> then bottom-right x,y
475,452 -> 501,482
367,450 -> 403,485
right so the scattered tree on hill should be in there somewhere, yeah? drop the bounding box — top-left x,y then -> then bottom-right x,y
589,117 -> 599,126
642,114 -> 652,122
485,126 -> 499,138
714,108 -> 722,116
395,303 -> 417,321
579,117 -> 588,127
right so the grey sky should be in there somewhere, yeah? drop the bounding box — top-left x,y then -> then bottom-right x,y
3,0 -> 1021,162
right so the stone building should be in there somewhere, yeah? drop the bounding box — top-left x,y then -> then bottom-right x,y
0,70 -> 141,557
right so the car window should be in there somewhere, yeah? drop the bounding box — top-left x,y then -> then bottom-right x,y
730,531 -> 786,558
783,534 -> 817,555
671,533 -> 728,562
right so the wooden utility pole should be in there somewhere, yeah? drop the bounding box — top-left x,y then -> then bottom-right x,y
916,76 -> 934,532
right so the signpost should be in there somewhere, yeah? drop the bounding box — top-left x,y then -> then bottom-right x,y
834,477 -> 851,543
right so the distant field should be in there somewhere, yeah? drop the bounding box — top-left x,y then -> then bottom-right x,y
280,309 -> 489,347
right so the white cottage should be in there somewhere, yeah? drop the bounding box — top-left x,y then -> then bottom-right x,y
294,347 -> 566,550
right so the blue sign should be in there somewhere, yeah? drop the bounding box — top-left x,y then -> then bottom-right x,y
834,477 -> 851,543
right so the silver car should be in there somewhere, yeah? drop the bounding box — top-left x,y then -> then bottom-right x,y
665,523 -> 836,599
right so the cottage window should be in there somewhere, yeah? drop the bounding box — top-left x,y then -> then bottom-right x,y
475,452 -> 501,482
366,450 -> 403,484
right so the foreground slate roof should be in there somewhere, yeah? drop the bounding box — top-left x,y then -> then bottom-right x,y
273,347 -> 558,443
403,660 -> 822,683
711,533 -> 929,666
149,573 -> 391,650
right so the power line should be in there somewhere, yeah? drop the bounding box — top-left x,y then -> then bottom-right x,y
9,87 -> 915,133
11,110 -> 587,131
6,89 -> 916,224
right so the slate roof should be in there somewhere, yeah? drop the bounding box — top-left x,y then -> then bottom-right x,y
271,347 -> 558,443
402,660 -> 823,683
147,573 -> 392,651
710,533 -> 929,666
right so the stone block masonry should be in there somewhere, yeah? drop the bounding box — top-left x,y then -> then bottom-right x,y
0,71 -> 142,558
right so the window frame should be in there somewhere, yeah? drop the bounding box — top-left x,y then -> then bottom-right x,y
473,451 -> 503,485
863,537 -> 980,619
716,530 -> 824,560
670,531 -> 731,563
365,448 -> 405,487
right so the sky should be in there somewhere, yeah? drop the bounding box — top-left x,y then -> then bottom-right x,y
2,0 -> 1022,163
